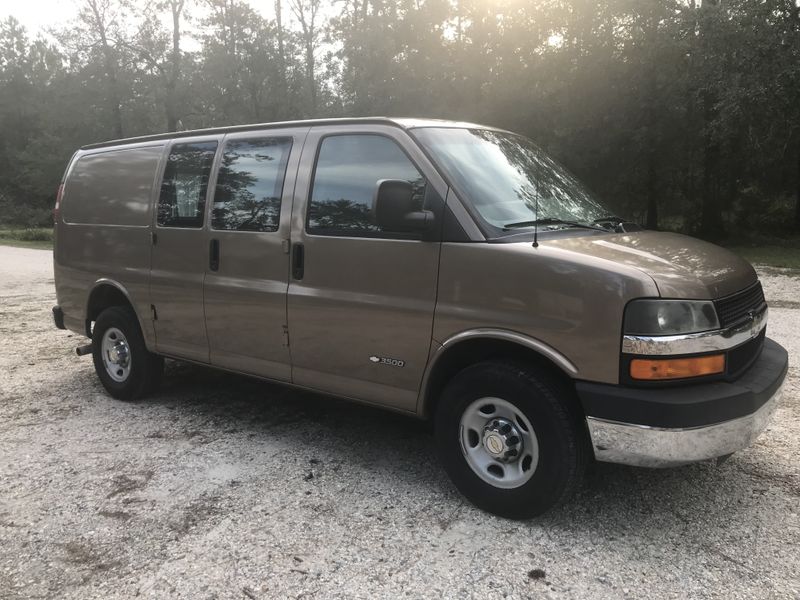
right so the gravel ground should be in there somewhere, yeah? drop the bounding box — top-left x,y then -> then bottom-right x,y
0,245 -> 798,600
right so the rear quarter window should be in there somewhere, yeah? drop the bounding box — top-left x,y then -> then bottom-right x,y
62,145 -> 164,226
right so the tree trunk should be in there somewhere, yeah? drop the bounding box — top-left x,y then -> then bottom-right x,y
276,0 -> 285,58
700,119 -> 723,238
698,0 -> 723,239
685,0 -> 697,229
793,4 -> 800,231
88,0 -> 123,138
106,58 -> 123,138
699,72 -> 723,238
644,9 -> 658,230
275,0 -> 288,119
165,0 -> 183,132
646,151 -> 658,229
289,0 -> 318,116
795,144 -> 800,230
306,39 -> 316,114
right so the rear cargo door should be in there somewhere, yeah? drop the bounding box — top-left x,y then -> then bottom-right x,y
150,136 -> 220,362
202,127 -> 308,381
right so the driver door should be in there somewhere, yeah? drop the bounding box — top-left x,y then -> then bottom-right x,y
286,125 -> 448,412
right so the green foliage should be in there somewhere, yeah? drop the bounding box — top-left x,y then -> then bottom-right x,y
0,194 -> 52,227
0,0 -> 798,235
0,227 -> 54,249
727,238 -> 800,270
11,227 -> 53,241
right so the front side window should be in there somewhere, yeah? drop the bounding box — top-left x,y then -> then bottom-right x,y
307,135 -> 426,236
158,141 -> 218,228
212,137 -> 293,232
413,128 -> 611,233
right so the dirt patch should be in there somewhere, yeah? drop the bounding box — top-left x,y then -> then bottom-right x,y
1,247 -> 798,600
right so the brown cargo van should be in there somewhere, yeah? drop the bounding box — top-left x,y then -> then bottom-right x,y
53,118 -> 788,518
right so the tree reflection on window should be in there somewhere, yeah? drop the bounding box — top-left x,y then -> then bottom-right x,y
212,137 -> 292,232
308,134 -> 426,236
414,128 -> 611,229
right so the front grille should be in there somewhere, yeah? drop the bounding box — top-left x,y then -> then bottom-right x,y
714,282 -> 766,328
727,328 -> 766,378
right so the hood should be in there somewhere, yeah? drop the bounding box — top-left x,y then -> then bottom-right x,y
545,231 -> 757,299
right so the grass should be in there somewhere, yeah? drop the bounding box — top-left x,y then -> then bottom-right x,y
726,240 -> 800,270
0,227 -> 54,250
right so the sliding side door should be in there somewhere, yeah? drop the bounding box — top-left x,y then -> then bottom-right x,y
203,127 -> 308,381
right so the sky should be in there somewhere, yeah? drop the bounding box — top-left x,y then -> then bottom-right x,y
1,0 -> 78,34
0,0 -> 279,38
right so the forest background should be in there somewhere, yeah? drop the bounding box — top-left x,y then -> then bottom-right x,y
1,0 -> 799,262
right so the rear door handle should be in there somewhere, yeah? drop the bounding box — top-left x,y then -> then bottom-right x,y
292,243 -> 304,280
209,239 -> 220,272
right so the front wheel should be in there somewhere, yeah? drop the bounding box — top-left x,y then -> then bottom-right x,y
435,360 -> 587,519
92,306 -> 163,400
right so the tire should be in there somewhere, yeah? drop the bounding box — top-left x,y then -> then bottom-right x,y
434,360 -> 587,519
91,306 -> 164,400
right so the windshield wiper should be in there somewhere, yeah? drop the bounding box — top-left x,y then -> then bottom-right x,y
502,218 -> 607,232
592,215 -> 626,224
592,215 -> 644,232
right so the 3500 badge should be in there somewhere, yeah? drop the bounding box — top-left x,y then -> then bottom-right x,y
369,355 -> 405,368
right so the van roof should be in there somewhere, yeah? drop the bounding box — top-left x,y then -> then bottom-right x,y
79,117 -> 493,150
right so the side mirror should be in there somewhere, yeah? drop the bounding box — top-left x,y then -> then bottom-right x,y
373,179 -> 434,232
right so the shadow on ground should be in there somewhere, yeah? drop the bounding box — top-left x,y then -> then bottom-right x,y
86,359 -> 778,534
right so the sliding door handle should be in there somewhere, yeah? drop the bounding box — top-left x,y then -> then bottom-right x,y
292,243 -> 304,280
209,239 -> 220,272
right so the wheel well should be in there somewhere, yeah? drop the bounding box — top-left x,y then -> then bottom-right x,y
421,338 -> 578,420
85,284 -> 134,337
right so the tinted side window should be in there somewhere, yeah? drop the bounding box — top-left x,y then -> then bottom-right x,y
308,135 -> 425,236
63,145 -> 163,226
158,141 -> 218,228
212,137 -> 292,232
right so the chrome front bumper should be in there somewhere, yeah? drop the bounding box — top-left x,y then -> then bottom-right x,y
586,382 -> 783,468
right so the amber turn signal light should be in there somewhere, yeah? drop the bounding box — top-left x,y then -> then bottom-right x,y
630,354 -> 725,380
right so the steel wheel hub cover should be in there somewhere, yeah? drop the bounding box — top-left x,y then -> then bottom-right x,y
459,397 -> 540,489
482,418 -> 523,462
101,327 -> 131,383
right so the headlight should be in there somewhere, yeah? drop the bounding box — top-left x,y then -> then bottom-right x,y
624,300 -> 720,335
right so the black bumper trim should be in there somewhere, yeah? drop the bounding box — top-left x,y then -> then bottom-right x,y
577,337 -> 788,429
52,306 -> 65,330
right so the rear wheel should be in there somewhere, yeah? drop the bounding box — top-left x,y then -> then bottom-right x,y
92,306 -> 163,400
435,360 -> 587,519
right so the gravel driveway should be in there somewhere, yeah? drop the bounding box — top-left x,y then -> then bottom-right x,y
0,245 -> 798,600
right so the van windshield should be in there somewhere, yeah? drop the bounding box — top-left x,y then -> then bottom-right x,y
413,127 -> 612,233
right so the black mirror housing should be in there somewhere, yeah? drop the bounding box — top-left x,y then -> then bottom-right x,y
373,179 -> 434,233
